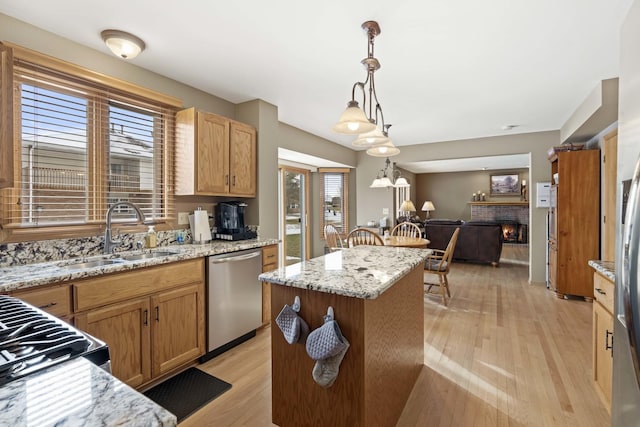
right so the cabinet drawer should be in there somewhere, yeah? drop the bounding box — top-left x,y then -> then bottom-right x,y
263,263 -> 278,273
593,272 -> 614,314
12,285 -> 71,318
262,245 -> 278,268
74,258 -> 204,312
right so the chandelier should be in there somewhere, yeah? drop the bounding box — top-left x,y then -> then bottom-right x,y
333,21 -> 399,157
370,158 -> 409,188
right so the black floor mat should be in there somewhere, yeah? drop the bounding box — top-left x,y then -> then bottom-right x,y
143,367 -> 232,422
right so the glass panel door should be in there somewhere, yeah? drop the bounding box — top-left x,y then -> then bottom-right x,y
280,167 -> 309,266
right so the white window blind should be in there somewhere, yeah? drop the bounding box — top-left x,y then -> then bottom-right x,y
319,169 -> 349,235
5,56 -> 175,228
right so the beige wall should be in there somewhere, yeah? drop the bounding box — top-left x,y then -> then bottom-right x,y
356,131 -> 558,283
0,12 -> 349,255
415,168 -> 529,221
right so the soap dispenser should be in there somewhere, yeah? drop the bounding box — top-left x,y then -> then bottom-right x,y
145,225 -> 157,248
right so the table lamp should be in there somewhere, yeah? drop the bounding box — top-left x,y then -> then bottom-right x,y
421,201 -> 435,219
399,200 -> 416,222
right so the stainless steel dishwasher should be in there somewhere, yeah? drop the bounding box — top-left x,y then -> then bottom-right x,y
203,248 -> 263,360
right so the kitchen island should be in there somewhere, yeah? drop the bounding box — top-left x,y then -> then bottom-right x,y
0,357 -> 176,426
259,245 -> 430,427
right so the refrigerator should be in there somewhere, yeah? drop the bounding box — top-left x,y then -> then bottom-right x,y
613,158 -> 640,425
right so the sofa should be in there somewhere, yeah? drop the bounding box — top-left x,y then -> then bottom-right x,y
424,219 -> 503,266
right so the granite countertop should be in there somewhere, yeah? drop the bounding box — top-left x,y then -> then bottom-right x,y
0,238 -> 279,293
259,245 -> 430,300
0,358 -> 175,427
588,260 -> 616,282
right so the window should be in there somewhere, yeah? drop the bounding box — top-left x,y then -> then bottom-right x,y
319,168 -> 349,236
0,43 -> 180,240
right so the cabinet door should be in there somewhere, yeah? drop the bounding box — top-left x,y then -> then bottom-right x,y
151,283 -> 205,377
593,301 -> 613,412
75,298 -> 151,388
229,121 -> 256,197
197,112 -> 229,194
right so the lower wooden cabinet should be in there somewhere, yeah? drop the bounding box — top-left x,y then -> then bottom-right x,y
76,297 -> 151,387
262,244 -> 278,325
151,284 -> 204,376
11,284 -> 72,321
592,271 -> 614,412
74,259 -> 205,389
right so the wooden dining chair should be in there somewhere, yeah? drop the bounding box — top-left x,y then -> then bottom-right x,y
324,224 -> 344,252
346,228 -> 384,247
424,227 -> 460,306
391,222 -> 422,238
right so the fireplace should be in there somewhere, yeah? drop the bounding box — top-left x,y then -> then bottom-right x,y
500,222 -> 528,244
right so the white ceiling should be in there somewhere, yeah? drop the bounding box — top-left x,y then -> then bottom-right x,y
0,0 -> 632,165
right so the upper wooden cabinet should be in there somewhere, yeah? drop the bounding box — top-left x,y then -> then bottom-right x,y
175,108 -> 256,197
548,149 -> 600,299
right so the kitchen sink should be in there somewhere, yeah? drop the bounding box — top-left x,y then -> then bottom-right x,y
120,250 -> 180,261
62,259 -> 125,270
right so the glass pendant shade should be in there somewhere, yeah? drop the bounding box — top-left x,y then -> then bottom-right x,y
394,177 -> 410,188
369,178 -> 386,188
352,127 -> 390,147
366,141 -> 400,157
379,176 -> 394,187
332,102 -> 376,134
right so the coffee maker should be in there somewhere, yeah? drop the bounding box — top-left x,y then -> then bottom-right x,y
214,202 -> 257,241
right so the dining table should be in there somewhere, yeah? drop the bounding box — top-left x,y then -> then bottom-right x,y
382,235 -> 430,248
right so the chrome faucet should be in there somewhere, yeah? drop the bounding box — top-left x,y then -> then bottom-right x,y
104,201 -> 146,254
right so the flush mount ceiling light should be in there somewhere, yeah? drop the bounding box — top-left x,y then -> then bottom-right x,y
101,29 -> 145,59
333,21 -> 399,156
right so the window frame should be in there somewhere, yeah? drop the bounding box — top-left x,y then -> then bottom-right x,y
0,42 -> 181,243
319,167 -> 350,239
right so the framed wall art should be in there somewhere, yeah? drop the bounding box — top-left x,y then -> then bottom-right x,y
490,173 -> 520,196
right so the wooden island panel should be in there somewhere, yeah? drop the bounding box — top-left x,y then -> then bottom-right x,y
270,264 -> 424,427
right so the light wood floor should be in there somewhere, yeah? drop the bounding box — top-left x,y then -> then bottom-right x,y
182,245 -> 609,426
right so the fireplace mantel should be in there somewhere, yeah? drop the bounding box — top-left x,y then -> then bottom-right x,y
468,201 -> 529,206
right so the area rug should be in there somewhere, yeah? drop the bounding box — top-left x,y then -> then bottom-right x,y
143,367 -> 232,422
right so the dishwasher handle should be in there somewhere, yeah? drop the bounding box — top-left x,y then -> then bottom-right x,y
209,251 -> 261,264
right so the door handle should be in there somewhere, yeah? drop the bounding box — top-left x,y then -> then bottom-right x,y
155,306 -> 159,322
595,288 -> 606,295
209,252 -> 261,263
143,309 -> 148,326
225,175 -> 229,185
606,329 -> 613,352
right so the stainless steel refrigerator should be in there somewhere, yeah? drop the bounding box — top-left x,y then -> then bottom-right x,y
613,157 -> 640,425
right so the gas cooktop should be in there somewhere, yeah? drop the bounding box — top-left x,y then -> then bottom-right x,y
0,295 -> 109,385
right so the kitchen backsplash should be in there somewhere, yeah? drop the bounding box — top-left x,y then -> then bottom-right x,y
0,226 -> 259,267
